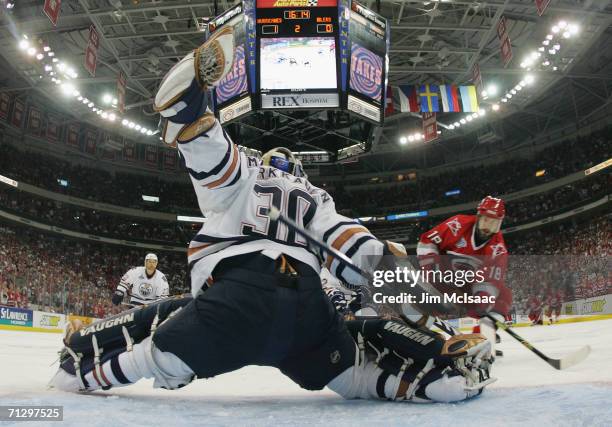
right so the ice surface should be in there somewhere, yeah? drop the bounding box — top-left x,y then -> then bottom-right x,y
1,319 -> 611,426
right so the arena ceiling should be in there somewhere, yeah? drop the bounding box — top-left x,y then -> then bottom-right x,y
0,0 -> 611,156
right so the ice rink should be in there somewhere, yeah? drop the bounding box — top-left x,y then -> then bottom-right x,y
1,319 -> 611,427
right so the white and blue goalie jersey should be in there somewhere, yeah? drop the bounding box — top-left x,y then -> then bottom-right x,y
176,117 -> 384,295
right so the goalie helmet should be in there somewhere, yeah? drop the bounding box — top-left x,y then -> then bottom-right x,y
261,147 -> 306,178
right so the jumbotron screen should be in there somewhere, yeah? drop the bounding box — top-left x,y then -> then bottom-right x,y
259,37 -> 337,91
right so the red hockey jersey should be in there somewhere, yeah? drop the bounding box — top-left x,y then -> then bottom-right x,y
417,214 -> 511,315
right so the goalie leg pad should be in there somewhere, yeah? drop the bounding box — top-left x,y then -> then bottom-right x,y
50,296 -> 195,392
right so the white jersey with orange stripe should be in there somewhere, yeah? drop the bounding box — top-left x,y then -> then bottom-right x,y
179,118 -> 384,296
117,266 -> 170,305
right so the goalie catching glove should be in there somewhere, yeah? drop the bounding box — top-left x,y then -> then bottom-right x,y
154,26 -> 235,146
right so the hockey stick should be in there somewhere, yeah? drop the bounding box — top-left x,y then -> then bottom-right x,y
270,207 -> 591,370
269,207 -> 461,331
485,314 -> 591,370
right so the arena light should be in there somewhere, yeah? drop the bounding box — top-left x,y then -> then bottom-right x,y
453,122 -> 460,127
511,89 -> 517,95
448,125 -> 455,130
542,40 -> 550,46
471,112 -> 478,119
108,113 -> 116,121
568,24 -> 579,35
543,60 -> 550,66
408,135 -> 414,142
563,31 -> 571,39
478,108 -> 486,116
18,39 -> 29,50
399,136 -> 407,144
486,84 -> 498,96
146,130 -> 154,136
36,53 -> 44,60
134,124 -> 142,131
525,74 -> 535,85
546,34 -> 553,40
552,25 -> 560,33
558,20 -> 567,29
177,215 -> 206,223
140,127 -> 147,134
122,119 -> 129,125
88,102 -> 94,107
492,103 -> 500,111
553,44 -> 561,50
43,46 -> 50,52
466,115 -> 473,122
60,83 -> 75,96
57,62 -> 66,71
102,93 -> 113,104
101,112 -> 108,119
553,66 -> 558,71
501,98 -> 508,103
459,118 -> 466,124
128,122 -> 135,129
515,84 -> 523,91
27,47 -> 36,56
538,47 -> 545,52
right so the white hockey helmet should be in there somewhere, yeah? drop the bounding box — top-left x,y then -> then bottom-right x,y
144,253 -> 158,263
261,147 -> 306,178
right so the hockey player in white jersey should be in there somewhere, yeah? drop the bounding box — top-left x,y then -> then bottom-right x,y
112,253 -> 169,306
50,26 -> 495,403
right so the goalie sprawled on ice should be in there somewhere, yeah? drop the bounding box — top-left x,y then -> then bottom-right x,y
49,26 -> 495,403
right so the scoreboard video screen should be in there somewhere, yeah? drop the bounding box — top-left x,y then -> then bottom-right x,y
209,0 -> 388,124
256,0 -> 341,109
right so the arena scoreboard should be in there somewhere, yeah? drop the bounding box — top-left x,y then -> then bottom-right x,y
208,0 -> 389,125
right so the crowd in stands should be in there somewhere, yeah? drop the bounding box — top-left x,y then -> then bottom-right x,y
367,171 -> 609,244
0,125 -> 610,320
0,223 -> 188,318
0,144 -> 198,214
506,216 -> 611,316
333,128 -> 609,216
1,125 -> 609,218
0,187 -> 194,245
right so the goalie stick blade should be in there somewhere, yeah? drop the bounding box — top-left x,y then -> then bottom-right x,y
552,345 -> 591,370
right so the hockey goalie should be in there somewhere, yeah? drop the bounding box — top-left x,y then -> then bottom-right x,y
49,26 -> 495,403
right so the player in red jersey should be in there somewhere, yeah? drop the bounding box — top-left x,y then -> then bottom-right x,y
417,196 -> 511,356
527,293 -> 543,325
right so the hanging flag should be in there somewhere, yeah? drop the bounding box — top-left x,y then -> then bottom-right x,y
496,16 -> 513,67
397,85 -> 420,112
535,0 -> 551,16
0,93 -> 10,120
419,84 -> 439,112
471,63 -> 484,96
84,25 -> 100,77
439,85 -> 461,112
117,72 -> 127,114
43,0 -> 62,27
384,85 -> 395,116
459,86 -> 479,112
422,113 -> 438,143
